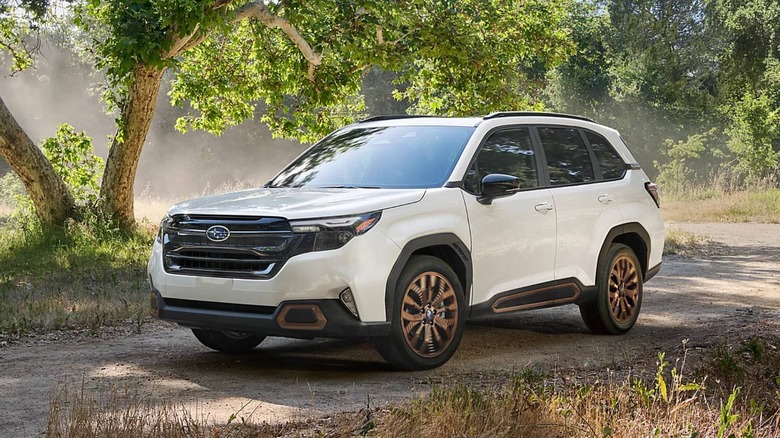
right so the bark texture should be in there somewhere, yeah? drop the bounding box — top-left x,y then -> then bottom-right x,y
0,95 -> 76,225
99,64 -> 165,229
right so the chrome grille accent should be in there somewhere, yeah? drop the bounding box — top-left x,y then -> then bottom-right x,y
162,215 -> 299,279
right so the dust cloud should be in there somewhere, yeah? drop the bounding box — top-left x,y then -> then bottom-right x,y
0,41 -> 307,202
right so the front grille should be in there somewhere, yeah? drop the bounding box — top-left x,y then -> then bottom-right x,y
162,214 -> 301,279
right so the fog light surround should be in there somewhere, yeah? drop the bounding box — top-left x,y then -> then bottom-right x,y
339,288 -> 359,319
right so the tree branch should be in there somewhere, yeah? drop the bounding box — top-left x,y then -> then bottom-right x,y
163,23 -> 202,59
235,1 -> 323,81
162,1 -> 323,81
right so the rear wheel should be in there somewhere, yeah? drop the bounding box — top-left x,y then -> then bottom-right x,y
374,255 -> 466,370
580,243 -> 643,334
191,329 -> 265,354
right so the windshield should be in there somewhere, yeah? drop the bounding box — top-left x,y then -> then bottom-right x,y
267,125 -> 475,189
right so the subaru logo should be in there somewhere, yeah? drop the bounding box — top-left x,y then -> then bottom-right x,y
206,225 -> 230,242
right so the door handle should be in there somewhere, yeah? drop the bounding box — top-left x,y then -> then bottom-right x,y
534,202 -> 554,212
598,194 -> 614,204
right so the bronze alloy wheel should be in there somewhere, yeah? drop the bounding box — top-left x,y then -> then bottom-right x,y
608,255 -> 640,323
400,271 -> 459,358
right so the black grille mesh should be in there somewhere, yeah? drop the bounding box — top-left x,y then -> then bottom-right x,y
162,215 -> 298,279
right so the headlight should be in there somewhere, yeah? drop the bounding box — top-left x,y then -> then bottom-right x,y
156,214 -> 173,243
289,211 -> 381,252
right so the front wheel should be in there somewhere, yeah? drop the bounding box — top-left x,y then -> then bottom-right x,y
191,329 -> 265,354
374,255 -> 466,370
580,243 -> 643,335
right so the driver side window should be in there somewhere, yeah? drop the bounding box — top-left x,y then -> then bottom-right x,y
463,127 -> 539,194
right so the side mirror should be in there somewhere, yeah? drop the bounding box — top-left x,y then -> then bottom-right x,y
478,173 -> 520,205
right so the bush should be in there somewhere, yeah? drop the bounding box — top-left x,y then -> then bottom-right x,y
41,123 -> 104,206
725,91 -> 780,182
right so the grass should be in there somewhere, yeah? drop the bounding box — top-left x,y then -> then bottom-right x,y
0,219 -> 154,335
663,227 -> 714,256
46,339 -> 780,437
662,188 -> 780,223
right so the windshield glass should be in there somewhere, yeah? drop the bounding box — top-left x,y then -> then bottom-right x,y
267,125 -> 475,189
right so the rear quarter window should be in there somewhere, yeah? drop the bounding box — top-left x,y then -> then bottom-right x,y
585,131 -> 626,180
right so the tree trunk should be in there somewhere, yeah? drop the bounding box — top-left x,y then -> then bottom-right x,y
0,95 -> 76,226
99,64 -> 165,229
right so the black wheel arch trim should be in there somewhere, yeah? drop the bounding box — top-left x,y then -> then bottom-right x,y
597,222 -> 652,280
384,233 -> 473,321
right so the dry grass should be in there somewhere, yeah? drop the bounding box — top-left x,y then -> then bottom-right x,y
662,188 -> 780,223
134,196 -> 181,223
0,221 -> 154,335
663,227 -> 715,256
47,340 -> 780,438
46,380 -> 363,438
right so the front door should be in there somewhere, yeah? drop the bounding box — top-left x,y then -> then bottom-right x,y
462,126 -> 557,307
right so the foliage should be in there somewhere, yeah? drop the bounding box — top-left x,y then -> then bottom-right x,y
393,0 -> 571,116
711,0 -> 780,99
74,0 -> 228,109
724,91 -> 780,180
0,0 -> 48,73
653,128 -> 723,195
606,0 -> 718,119
0,171 -> 25,202
547,0 -> 780,190
40,124 -> 104,206
169,0 -> 573,142
0,172 -> 37,229
544,1 -> 612,115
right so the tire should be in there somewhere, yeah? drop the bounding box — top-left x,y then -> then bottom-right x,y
580,243 -> 643,335
191,329 -> 265,354
374,255 -> 466,370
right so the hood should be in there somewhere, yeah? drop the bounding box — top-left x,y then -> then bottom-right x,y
167,187 -> 426,220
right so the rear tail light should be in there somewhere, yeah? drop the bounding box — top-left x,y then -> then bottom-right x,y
645,182 -> 660,208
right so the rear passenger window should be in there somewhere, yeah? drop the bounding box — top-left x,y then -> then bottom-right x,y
537,127 -> 594,185
463,128 -> 538,193
585,131 -> 626,180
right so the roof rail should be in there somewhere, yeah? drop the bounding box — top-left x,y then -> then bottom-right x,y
482,111 -> 595,123
358,115 -> 436,123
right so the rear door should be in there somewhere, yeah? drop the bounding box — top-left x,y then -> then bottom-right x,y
535,126 -> 624,288
462,126 -> 557,306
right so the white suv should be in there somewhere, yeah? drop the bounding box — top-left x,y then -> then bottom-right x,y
148,112 -> 664,370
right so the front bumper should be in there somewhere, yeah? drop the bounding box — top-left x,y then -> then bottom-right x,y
147,223 -> 402,323
150,288 -> 390,339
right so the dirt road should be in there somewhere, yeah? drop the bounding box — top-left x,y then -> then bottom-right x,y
1,223 -> 779,436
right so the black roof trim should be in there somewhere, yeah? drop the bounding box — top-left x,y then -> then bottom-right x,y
358,115 -> 437,123
482,112 -> 595,123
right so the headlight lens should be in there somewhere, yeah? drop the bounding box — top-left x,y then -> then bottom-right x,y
289,211 -> 381,252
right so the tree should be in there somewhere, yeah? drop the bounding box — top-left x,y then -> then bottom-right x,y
80,0 -> 573,228
1,0 -> 573,228
547,0 -> 723,168
0,0 -> 77,226
711,0 -> 780,179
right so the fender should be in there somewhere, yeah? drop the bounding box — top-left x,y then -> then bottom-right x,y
596,222 -> 651,278
384,233 -> 473,321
